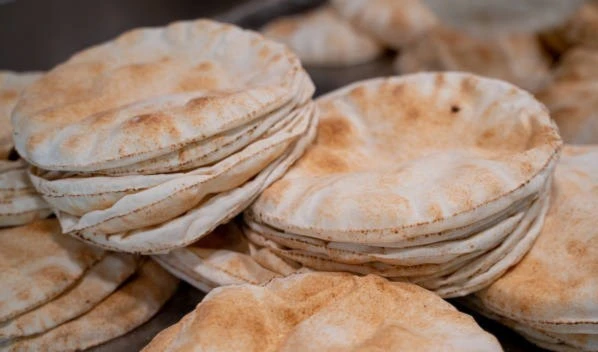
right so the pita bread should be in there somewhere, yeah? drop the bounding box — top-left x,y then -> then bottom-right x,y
94,93 -> 300,175
143,272 -> 501,352
244,191 -> 547,298
0,72 -> 50,227
243,199 -> 529,266
419,190 -> 549,298
463,296 -> 597,352
153,221 -> 283,292
0,219 -> 104,322
537,48 -> 598,144
0,71 -> 41,160
261,6 -> 383,67
12,20 -> 310,172
0,253 -> 137,340
331,0 -> 437,49
0,168 -> 51,228
396,27 -> 552,92
472,145 -> 598,336
244,225 -> 490,279
541,0 -> 598,54
2,260 -> 178,352
250,73 -> 561,244
85,69 -> 315,176
58,103 -> 318,254
29,101 -> 311,217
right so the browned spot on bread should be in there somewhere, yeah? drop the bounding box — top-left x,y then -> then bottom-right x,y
260,179 -> 291,207
427,203 -> 443,221
482,129 -> 496,140
269,20 -> 301,37
121,112 -> 181,142
16,289 -> 31,302
177,75 -> 218,92
194,62 -> 214,72
258,46 -> 272,60
460,76 -> 477,95
0,90 -> 17,102
317,116 -> 354,148
27,134 -> 46,154
566,239 -> 587,257
127,113 -> 164,126
301,149 -> 349,174
185,95 -> 216,110
62,134 -> 85,153
434,73 -> 446,87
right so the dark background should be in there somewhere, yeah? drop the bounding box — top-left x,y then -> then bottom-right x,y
0,0 -> 247,71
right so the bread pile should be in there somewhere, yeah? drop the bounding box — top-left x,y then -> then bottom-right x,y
537,48 -> 598,144
241,72 -> 561,298
0,219 -> 179,351
463,146 -> 598,352
260,0 -> 435,67
261,6 -> 385,67
13,19 -> 317,254
396,27 -> 552,92
260,0 -> 554,95
541,0 -> 598,54
0,72 -> 51,227
143,272 -> 502,352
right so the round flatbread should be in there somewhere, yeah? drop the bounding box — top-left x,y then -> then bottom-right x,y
143,272 -> 502,352
0,219 -> 104,322
541,0 -> 598,54
153,221 -> 287,292
0,71 -> 40,160
396,27 -> 551,92
249,72 -> 561,244
537,48 -> 598,144
12,20 -> 309,172
331,0 -> 437,49
2,260 -> 179,352
55,103 -> 318,254
0,71 -> 50,227
261,6 -> 384,67
473,145 -> 598,335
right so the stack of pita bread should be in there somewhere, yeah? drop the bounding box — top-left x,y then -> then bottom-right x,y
330,0 -> 437,50
12,19 -> 317,254
537,48 -> 598,144
396,27 -> 552,92
239,72 -> 561,298
143,272 -> 502,352
0,219 -> 179,351
541,0 -> 598,55
261,6 -> 384,67
0,72 -> 51,227
261,0 -> 436,67
462,145 -> 598,351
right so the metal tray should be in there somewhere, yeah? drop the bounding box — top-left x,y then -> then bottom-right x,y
90,1 -> 546,350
